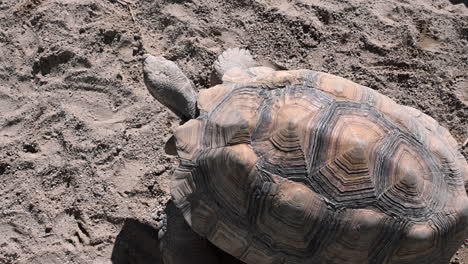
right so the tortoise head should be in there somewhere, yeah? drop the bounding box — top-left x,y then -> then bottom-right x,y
143,48 -> 267,155
143,55 -> 200,155
143,55 -> 199,122
143,48 -> 265,116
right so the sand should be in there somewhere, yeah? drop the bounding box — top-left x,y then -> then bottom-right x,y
0,0 -> 467,263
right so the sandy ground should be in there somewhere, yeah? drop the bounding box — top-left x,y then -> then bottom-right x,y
0,0 -> 467,263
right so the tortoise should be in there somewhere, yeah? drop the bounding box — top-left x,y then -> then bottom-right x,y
143,48 -> 468,264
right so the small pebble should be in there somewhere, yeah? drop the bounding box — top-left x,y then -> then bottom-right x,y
158,228 -> 165,240
151,212 -> 158,220
155,165 -> 166,175
155,221 -> 164,229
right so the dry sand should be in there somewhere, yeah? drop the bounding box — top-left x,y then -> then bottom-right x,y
0,0 -> 467,263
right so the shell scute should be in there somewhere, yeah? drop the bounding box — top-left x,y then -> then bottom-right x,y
202,87 -> 262,149
255,180 -> 328,250
198,144 -> 257,217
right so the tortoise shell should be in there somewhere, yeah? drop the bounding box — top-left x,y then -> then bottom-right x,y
170,67 -> 468,264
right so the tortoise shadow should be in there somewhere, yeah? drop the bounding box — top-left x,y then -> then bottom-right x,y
111,218 -> 163,264
162,201 -> 245,264
111,203 -> 244,264
448,0 -> 468,7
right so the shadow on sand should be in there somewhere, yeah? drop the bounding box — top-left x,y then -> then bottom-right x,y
448,0 -> 468,7
111,202 -> 244,264
111,218 -> 163,264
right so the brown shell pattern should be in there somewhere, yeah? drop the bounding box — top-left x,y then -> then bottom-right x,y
171,68 -> 468,264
